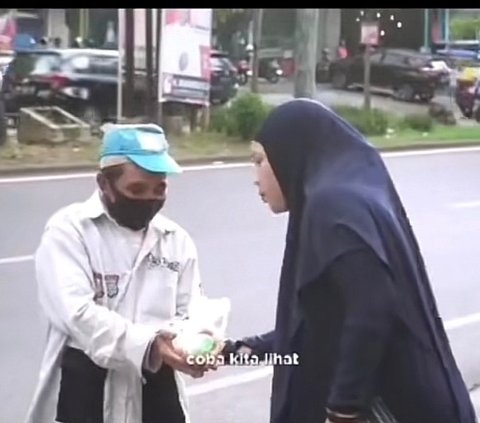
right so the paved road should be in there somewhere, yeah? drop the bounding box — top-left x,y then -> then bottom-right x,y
2,148 -> 480,422
245,80 -> 459,118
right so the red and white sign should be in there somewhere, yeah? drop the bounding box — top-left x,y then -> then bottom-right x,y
361,22 -> 379,46
159,8 -> 212,106
0,11 -> 16,51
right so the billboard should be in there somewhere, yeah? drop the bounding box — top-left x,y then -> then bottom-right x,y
158,9 -> 212,106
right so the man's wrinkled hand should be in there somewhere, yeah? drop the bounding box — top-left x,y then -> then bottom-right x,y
153,333 -> 206,378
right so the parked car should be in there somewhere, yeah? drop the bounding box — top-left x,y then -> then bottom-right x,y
209,50 -> 239,105
2,48 -> 238,128
0,51 -> 14,76
329,48 -> 450,103
2,49 -> 124,127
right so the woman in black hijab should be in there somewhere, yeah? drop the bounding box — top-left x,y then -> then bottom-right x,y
226,99 -> 476,423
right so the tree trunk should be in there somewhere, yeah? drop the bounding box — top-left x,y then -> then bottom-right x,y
145,8 -> 154,121
124,9 -> 135,118
294,9 -> 319,99
250,8 -> 263,94
155,9 -> 163,125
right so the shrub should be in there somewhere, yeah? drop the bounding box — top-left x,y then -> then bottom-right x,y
332,105 -> 389,136
209,106 -> 231,133
226,93 -> 273,140
402,113 -> 434,132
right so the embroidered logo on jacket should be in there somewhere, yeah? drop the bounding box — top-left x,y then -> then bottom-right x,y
105,274 -> 120,298
147,253 -> 180,272
92,272 -> 120,300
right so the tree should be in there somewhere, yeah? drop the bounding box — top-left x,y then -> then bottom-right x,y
294,9 -> 319,99
214,9 -> 249,24
250,9 -> 263,94
451,18 -> 480,40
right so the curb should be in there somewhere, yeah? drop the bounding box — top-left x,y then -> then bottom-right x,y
1,141 -> 480,177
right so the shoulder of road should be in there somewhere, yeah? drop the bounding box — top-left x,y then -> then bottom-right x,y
1,141 -> 480,177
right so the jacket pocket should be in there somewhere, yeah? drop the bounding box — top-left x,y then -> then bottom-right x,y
56,347 -> 108,423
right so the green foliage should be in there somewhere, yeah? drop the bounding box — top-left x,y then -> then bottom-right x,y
450,18 -> 480,40
401,114 -> 434,132
209,93 -> 273,140
332,105 -> 389,136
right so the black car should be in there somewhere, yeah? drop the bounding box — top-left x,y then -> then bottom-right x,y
2,48 -> 238,128
1,48 -> 146,129
329,48 -> 450,103
209,50 -> 238,105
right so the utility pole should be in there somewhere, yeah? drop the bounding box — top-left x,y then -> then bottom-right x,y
294,9 -> 319,99
250,8 -> 263,94
155,9 -> 163,125
362,9 -> 378,112
145,8 -> 154,121
124,9 -> 135,118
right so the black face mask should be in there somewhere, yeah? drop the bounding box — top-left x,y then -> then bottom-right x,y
104,183 -> 165,231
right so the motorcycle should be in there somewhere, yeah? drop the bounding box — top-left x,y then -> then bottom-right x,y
236,59 -> 250,86
315,48 -> 332,83
455,67 -> 480,121
258,58 -> 283,84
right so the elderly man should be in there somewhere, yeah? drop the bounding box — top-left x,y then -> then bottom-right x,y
26,124 -> 216,423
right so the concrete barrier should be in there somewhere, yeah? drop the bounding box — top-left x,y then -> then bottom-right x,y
17,106 -> 91,145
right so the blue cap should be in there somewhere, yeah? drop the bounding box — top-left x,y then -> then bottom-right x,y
99,123 -> 182,174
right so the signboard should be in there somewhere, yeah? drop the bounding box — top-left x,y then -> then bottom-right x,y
0,12 -> 16,51
361,21 -> 379,46
158,9 -> 212,106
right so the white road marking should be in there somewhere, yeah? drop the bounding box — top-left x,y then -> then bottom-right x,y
0,162 -> 251,184
445,312 -> 480,331
1,145 -> 480,184
452,201 -> 480,209
0,255 -> 34,265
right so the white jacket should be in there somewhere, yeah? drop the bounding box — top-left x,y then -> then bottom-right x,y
25,191 -> 203,423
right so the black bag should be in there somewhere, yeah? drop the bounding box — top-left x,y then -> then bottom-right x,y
56,347 -> 186,423
56,347 -> 107,423
366,398 -> 399,423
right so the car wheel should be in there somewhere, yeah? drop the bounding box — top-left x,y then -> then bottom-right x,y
393,83 -> 415,102
80,105 -> 104,135
332,71 -> 347,89
418,91 -> 434,104
474,106 -> 480,123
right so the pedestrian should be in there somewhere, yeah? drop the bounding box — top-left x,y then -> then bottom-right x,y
25,123 -> 220,423
53,36 -> 62,48
223,99 -> 476,423
337,39 -> 348,59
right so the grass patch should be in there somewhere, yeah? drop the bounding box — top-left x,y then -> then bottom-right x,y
370,125 -> 480,149
0,131 -> 249,169
1,124 -> 480,171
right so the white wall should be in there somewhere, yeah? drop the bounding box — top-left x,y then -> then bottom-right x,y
46,9 -> 69,46
316,9 -> 341,60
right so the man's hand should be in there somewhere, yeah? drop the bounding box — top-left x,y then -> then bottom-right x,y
152,333 -> 206,378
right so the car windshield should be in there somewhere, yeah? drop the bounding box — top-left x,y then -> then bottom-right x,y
11,52 -> 61,79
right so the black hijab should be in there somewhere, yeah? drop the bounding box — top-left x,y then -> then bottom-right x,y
255,99 -> 461,421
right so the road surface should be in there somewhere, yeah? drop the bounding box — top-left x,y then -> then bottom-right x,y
1,147 -> 480,422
